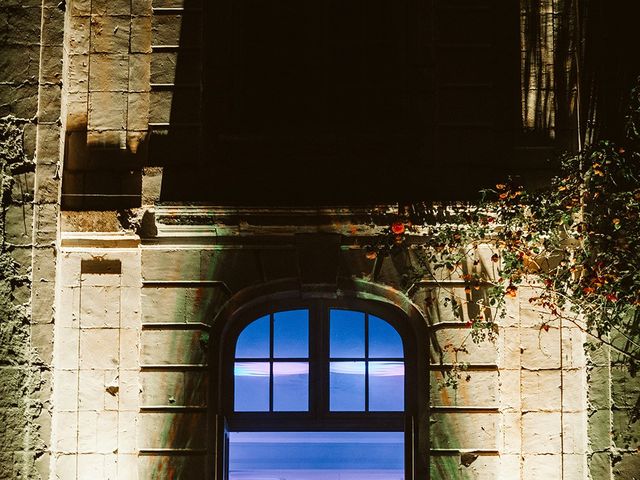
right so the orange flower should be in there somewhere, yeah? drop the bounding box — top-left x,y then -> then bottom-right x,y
391,222 -> 405,234
365,250 -> 377,260
505,284 -> 518,297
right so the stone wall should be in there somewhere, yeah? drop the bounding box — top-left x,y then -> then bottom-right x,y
1,0 -> 64,478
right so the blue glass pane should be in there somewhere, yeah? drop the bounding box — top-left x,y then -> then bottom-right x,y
369,361 -> 404,411
234,362 -> 270,411
235,315 -> 270,358
273,362 -> 308,411
274,310 -> 309,358
330,309 -> 365,358
330,361 -> 365,411
369,315 -> 404,358
229,431 -> 404,478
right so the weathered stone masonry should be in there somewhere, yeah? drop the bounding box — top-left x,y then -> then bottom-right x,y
1,0 -> 639,479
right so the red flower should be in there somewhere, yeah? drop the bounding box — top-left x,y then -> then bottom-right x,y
391,222 -> 405,235
606,293 -> 618,302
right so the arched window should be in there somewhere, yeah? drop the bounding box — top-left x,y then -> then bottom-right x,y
217,299 -> 417,480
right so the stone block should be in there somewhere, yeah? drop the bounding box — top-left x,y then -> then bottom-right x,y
132,0 -> 152,15
588,451 -> 612,479
5,203 -> 33,245
141,249 -> 200,281
429,412 -> 498,450
35,123 -> 62,165
0,83 -> 39,118
141,371 -> 183,406
430,370 -> 498,407
31,323 -> 54,364
77,453 -> 104,477
90,15 -> 131,54
77,410 -> 98,452
140,329 -> 206,365
498,326 -> 521,367
522,454 -> 562,478
53,411 -> 78,452
562,412 -> 587,454
34,203 -> 58,245
118,411 -> 137,454
32,282 -> 56,326
128,92 -> 150,130
92,0 -> 131,16
68,15 -> 91,53
53,454 -> 77,478
118,369 -> 139,411
562,326 -> 586,368
88,91 -> 127,131
129,53 -> 151,93
96,411 -> 118,453
118,453 -> 139,480
53,369 -> 78,412
57,287 -> 80,328
431,328 -> 498,365
70,0 -> 91,16
54,327 -> 80,370
121,287 -> 141,328
521,370 -> 561,411
520,326 -> 561,370
588,409 -> 612,452
137,411 -> 207,449
66,92 -> 89,130
587,366 -> 611,409
38,84 -> 62,123
612,453 -> 640,479
501,412 -> 521,454
0,45 -> 40,83
41,7 -> 65,46
562,369 -> 587,411
67,54 -> 89,94
119,329 -> 139,369
89,53 -> 129,92
4,6 -> 42,45
79,328 -> 119,369
151,14 -> 183,46
131,16 -> 152,53
81,271 -> 121,287
78,369 -> 105,410
522,411 -> 561,454
611,366 -> 640,408
34,163 -> 59,204
498,369 -> 521,411
148,89 -> 173,123
80,286 -> 121,328
23,122 -> 37,158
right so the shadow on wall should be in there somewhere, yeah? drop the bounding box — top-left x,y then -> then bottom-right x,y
61,123 -> 144,210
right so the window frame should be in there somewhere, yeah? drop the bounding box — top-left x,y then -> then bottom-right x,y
212,293 -> 427,480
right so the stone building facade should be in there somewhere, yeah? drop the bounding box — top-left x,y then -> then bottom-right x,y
0,0 -> 639,479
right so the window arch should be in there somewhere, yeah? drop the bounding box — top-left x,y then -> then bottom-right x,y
215,296 -> 424,480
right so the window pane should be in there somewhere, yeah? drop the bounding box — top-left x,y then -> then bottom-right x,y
274,310 -> 309,358
229,431 -> 404,479
369,361 -> 404,411
369,315 -> 404,358
330,361 -> 365,411
235,315 -> 270,358
330,309 -> 365,358
273,362 -> 309,411
234,362 -> 270,411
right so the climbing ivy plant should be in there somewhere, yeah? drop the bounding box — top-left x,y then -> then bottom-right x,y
368,84 -> 640,395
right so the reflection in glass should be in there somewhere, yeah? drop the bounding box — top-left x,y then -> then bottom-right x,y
330,310 -> 365,358
234,362 -> 270,411
330,361 -> 365,411
369,315 -> 404,358
273,362 -> 309,411
369,362 -> 404,411
235,315 -> 270,358
274,310 -> 309,358
229,431 -> 404,479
